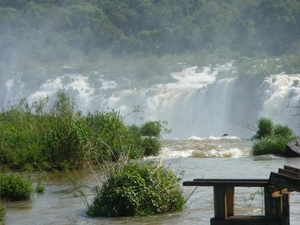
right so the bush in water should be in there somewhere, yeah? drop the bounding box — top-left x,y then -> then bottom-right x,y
252,136 -> 295,156
252,117 -> 297,156
0,174 -> 33,201
87,161 -> 185,217
0,201 -> 4,225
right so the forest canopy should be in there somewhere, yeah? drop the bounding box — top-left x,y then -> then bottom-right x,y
1,0 -> 300,88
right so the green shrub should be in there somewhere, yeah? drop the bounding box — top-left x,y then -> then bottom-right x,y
252,118 -> 297,157
85,111 -> 141,162
140,121 -> 162,137
35,183 -> 45,193
142,137 -> 161,156
0,201 -> 5,225
0,174 -> 33,201
273,124 -> 295,138
252,136 -> 294,156
87,161 -> 185,217
254,117 -> 274,139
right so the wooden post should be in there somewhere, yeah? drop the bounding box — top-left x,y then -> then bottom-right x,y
282,193 -> 290,217
226,186 -> 234,217
264,186 -> 277,219
213,186 -> 227,219
213,186 -> 235,219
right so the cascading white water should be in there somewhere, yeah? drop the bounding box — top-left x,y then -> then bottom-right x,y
258,75 -> 300,134
1,64 -> 300,139
0,78 -> 24,106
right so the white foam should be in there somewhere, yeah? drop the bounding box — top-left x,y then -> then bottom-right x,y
169,66 -> 216,89
159,147 -> 194,158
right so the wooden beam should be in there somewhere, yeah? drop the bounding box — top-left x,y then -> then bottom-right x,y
269,172 -> 300,192
183,179 -> 270,187
284,165 -> 300,173
278,168 -> 300,179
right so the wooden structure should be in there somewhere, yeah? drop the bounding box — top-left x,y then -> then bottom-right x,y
183,165 -> 300,225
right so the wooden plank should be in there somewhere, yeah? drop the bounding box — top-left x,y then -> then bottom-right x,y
284,165 -> 300,173
265,186 -> 277,219
226,186 -> 234,217
278,168 -> 300,179
211,216 -> 289,225
183,179 -> 270,187
269,172 -> 300,192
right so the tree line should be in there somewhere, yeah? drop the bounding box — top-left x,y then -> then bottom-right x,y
1,0 -> 300,87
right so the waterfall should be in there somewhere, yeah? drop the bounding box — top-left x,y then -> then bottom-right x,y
0,79 -> 24,107
258,75 -> 300,135
1,65 -> 300,139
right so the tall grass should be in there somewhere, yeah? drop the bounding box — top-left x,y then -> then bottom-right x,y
0,91 -> 164,171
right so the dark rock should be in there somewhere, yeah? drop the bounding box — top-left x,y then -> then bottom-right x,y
285,138 -> 300,157
292,79 -> 299,87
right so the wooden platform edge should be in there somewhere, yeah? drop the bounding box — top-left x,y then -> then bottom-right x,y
183,179 -> 270,187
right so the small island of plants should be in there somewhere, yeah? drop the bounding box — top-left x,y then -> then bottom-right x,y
0,174 -> 33,201
87,161 -> 185,217
252,117 -> 297,156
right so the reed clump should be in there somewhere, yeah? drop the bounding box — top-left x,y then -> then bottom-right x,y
0,173 -> 33,201
87,161 -> 185,217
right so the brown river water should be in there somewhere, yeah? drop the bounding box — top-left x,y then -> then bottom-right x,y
4,136 -> 300,225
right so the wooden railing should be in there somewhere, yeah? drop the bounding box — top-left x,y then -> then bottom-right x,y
183,165 -> 300,225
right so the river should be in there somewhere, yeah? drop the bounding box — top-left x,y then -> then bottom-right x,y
4,136 -> 300,225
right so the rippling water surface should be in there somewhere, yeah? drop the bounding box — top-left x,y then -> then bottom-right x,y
4,136 -> 300,225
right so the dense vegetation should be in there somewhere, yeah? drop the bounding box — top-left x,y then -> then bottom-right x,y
2,0 -> 300,90
252,117 -> 297,156
87,161 -> 185,217
0,91 -> 166,171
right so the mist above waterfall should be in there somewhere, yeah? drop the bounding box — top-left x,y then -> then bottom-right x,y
2,63 -> 300,139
